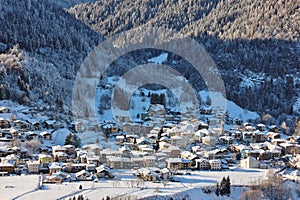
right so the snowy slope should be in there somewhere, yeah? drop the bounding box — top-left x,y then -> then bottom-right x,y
148,53 -> 168,64
96,84 -> 260,122
199,90 -> 259,122
293,97 -> 300,114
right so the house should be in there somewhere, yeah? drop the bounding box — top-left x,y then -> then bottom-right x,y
166,158 -> 192,170
252,131 -> 265,143
122,123 -> 132,133
90,144 -> 101,156
143,156 -> 156,168
0,161 -> 15,173
137,137 -> 152,146
267,132 -> 280,141
196,159 -> 210,170
107,156 -> 131,169
64,145 -> 75,156
131,157 -> 144,168
240,156 -> 260,169
40,131 -> 52,140
63,163 -> 86,173
209,159 -> 221,170
271,138 -> 286,146
242,131 -> 253,143
160,145 -> 181,158
194,130 -> 203,142
268,125 -> 279,133
131,123 -> 141,134
74,121 -> 84,133
38,154 -> 53,164
125,134 -> 138,144
138,168 -> 159,181
245,149 -> 261,160
160,168 -> 172,180
19,148 -> 29,158
198,122 -> 209,130
116,115 -> 130,123
10,128 -> 20,138
270,149 -> 281,158
0,106 -> 10,113
170,135 -> 185,148
140,123 -> 154,135
43,120 -> 57,129
86,163 -> 96,172
13,120 -> 30,131
27,161 -> 40,173
202,135 -> 217,146
0,118 -> 10,128
47,174 -> 63,183
52,145 -> 67,155
180,130 -> 195,143
148,104 -> 167,119
96,165 -> 114,179
279,143 -> 300,155
166,158 -> 182,170
49,163 -> 62,174
116,135 -> 125,144
31,121 -> 41,130
257,124 -> 266,131
6,154 -> 20,165
54,152 -> 68,162
259,151 -> 272,161
200,105 -> 212,114
102,123 -> 119,135
76,170 -> 91,181
87,156 -> 100,166
25,131 -> 38,140
0,148 -> 8,157
218,136 -> 234,145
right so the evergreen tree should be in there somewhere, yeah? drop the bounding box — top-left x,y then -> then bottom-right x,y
215,182 -> 220,196
65,133 -> 81,148
226,176 -> 231,195
220,176 -> 227,196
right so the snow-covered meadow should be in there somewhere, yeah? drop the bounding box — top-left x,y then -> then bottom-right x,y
1,169 -> 269,200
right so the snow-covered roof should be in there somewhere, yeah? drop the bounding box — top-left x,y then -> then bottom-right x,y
171,135 -> 182,140
55,152 -> 68,157
39,131 -> 51,136
27,161 -> 40,165
49,163 -> 62,169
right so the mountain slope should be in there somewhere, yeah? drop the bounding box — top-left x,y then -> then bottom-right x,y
0,0 -> 299,128
0,0 -> 102,110
69,0 -> 299,120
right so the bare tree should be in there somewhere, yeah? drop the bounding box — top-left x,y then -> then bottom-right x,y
24,139 -> 41,154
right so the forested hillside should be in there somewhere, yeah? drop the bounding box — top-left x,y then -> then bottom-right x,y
0,0 -> 299,127
0,0 -> 101,110
69,0 -> 300,120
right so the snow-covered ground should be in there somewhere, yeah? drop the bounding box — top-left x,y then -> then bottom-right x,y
0,175 -> 40,200
148,53 -> 168,64
198,91 -> 259,122
6,169 -> 268,200
293,97 -> 300,114
96,78 -> 260,123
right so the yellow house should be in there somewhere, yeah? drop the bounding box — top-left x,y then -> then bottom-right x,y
39,154 -> 53,163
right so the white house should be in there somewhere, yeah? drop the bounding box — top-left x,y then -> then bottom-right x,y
240,156 -> 260,169
27,161 -> 40,173
202,135 -> 217,146
209,159 -> 221,170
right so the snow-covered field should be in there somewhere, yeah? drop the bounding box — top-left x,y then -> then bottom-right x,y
3,169 -> 268,200
198,91 -> 259,122
0,175 -> 40,200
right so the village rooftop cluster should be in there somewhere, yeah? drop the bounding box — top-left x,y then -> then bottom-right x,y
0,103 -> 300,185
